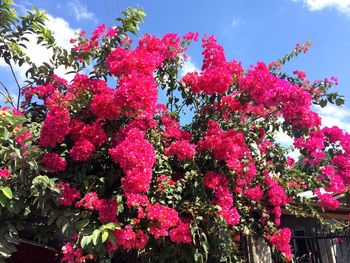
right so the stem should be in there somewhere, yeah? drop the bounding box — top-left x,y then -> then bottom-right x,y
0,80 -> 13,98
0,90 -> 16,108
176,101 -> 187,114
0,81 -> 16,108
8,62 -> 22,109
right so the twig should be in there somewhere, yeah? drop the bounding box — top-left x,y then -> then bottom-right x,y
0,80 -> 12,98
8,61 -> 22,109
0,90 -> 16,108
0,81 -> 16,108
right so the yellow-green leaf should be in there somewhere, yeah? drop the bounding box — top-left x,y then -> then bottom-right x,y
1,186 -> 13,199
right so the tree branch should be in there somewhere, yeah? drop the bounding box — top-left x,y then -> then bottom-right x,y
8,61 -> 22,109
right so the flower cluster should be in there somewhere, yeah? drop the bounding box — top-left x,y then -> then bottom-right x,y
39,105 -> 71,148
76,192 -> 119,223
169,220 -> 192,244
42,152 -> 67,173
57,182 -> 81,207
294,130 -> 326,165
0,168 -> 10,179
199,121 -> 256,189
240,62 -> 320,129
114,225 -> 149,250
147,203 -> 179,239
269,228 -> 292,260
16,22 -> 350,263
165,140 -> 196,160
109,128 -> 156,206
181,35 -> 243,94
61,242 -> 93,263
204,172 -> 240,226
266,175 -> 288,226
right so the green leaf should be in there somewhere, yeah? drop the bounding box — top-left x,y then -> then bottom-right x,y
100,222 -> 118,231
75,219 -> 90,231
319,99 -> 327,108
0,193 -> 7,207
80,235 -> 91,249
1,187 -> 12,199
61,217 -> 69,234
48,213 -> 57,225
336,97 -> 345,106
101,231 -> 109,243
92,230 -> 101,246
107,230 -> 116,244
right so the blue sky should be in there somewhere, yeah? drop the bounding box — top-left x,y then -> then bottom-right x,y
2,0 -> 350,133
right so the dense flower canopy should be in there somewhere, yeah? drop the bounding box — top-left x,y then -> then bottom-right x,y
0,4 -> 349,263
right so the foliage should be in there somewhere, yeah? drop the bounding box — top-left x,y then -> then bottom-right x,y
1,1 -> 350,263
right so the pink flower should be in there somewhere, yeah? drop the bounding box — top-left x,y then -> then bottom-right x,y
323,126 -> 344,143
198,121 -> 251,174
269,228 -> 292,261
336,238 -> 344,244
61,242 -> 93,263
203,171 -> 240,226
57,182 -> 80,207
266,178 -> 288,207
109,128 -> 155,205
95,198 -> 118,223
147,203 -> 179,239
39,105 -> 70,148
75,192 -> 99,210
76,193 -> 118,223
169,220 -> 192,244
90,91 -> 121,120
286,157 -> 295,167
70,140 -> 95,162
203,171 -> 226,190
90,24 -> 105,41
244,185 -> 263,202
315,189 -> 339,210
165,140 -> 196,160
70,120 -> 107,147
106,27 -> 117,37
269,61 -> 282,70
15,132 -> 32,147
183,32 -> 199,42
293,70 -> 307,80
42,152 -> 67,173
0,168 -> 10,179
114,225 -> 149,250
181,71 -> 200,93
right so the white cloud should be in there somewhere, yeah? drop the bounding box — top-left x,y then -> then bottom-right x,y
316,104 -> 350,132
275,127 -> 301,159
293,0 -> 350,15
275,129 -> 294,146
20,14 -> 77,66
68,0 -> 96,22
180,56 -> 198,77
0,13 -> 79,85
46,14 -> 78,50
287,148 -> 301,160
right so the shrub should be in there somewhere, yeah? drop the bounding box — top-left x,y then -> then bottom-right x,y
0,1 -> 349,262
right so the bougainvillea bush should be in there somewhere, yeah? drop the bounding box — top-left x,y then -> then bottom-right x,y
1,1 -> 350,262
